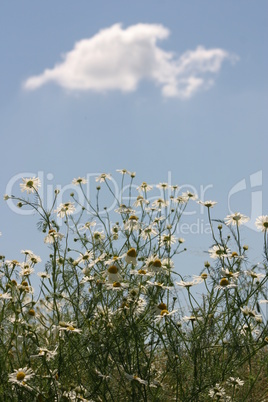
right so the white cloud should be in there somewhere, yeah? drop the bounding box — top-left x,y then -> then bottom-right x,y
24,23 -> 237,99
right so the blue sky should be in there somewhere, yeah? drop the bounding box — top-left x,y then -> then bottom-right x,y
0,1 -> 267,274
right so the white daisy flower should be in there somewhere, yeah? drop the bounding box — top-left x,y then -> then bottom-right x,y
115,204 -> 135,214
0,292 -> 12,300
8,367 -> 34,385
140,224 -> 158,240
156,182 -> 170,190
37,272 -> 51,279
176,279 -> 201,288
137,182 -> 153,192
75,250 -> 94,265
72,177 -> 87,185
225,212 -> 249,226
151,198 -> 169,208
221,267 -> 240,279
146,256 -> 164,274
106,282 -> 129,291
255,215 -> 268,231
227,377 -> 244,387
160,234 -> 177,248
208,245 -> 231,259
154,309 -> 177,323
125,248 -> 137,266
198,200 -> 217,208
20,177 -> 41,194
181,191 -> 198,201
124,373 -> 148,385
79,221 -> 97,231
44,229 -> 64,243
116,169 -> 131,175
96,173 -> 112,183
124,215 -> 140,232
91,231 -> 105,244
215,278 -> 237,290
107,265 -> 121,283
133,195 -> 149,207
55,202 -> 76,218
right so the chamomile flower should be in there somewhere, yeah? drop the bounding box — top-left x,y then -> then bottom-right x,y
115,204 -> 135,214
146,256 -> 164,274
181,191 -> 198,201
140,224 -> 158,240
107,265 -> 121,283
255,215 -> 268,231
152,198 -> 169,208
116,169 -> 131,175
0,292 -> 12,300
124,373 -> 148,385
133,195 -> 149,207
208,245 -> 231,259
44,229 -> 64,243
154,308 -> 177,323
55,202 -> 76,218
156,182 -> 170,190
225,212 -> 249,226
96,173 -> 112,182
208,384 -> 226,399
215,278 -> 237,290
198,200 -> 217,208
125,248 -> 137,265
72,177 -> 87,185
19,263 -> 34,276
240,306 -> 257,317
221,268 -> 240,279
106,282 -> 129,291
160,234 -> 177,248
124,215 -> 140,232
176,279 -> 201,288
75,250 -> 94,265
146,281 -> 173,290
91,231 -> 105,244
137,182 -> 153,192
20,177 -> 41,194
37,272 -> 51,279
8,367 -> 34,385
227,377 -> 244,387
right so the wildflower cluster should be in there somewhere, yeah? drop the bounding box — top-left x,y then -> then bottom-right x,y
1,171 -> 268,401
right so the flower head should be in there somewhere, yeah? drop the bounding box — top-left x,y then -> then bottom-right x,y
72,177 -> 87,185
96,173 -> 112,183
225,212 -> 249,226
255,215 -> 268,231
20,177 -> 41,194
9,367 -> 34,385
55,202 -> 76,218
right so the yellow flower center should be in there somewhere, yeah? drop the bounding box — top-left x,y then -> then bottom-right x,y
220,278 -> 229,287
153,259 -> 162,268
16,371 -> 26,381
232,252 -> 238,257
201,273 -> 208,279
160,309 -> 169,316
138,269 -> 146,275
158,302 -> 167,310
21,281 -> 28,287
113,282 -> 121,288
26,180 -> 34,188
127,248 -> 137,258
108,265 -> 118,274
28,309 -> 35,317
263,222 -> 268,228
67,326 -> 75,331
129,215 -> 138,221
